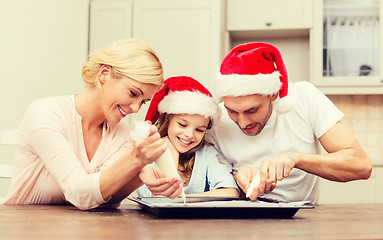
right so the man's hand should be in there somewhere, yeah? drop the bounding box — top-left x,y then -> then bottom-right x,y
260,152 -> 295,183
138,166 -> 183,199
236,152 -> 295,200
234,166 -> 277,201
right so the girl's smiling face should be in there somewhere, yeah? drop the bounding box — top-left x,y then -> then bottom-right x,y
167,114 -> 210,153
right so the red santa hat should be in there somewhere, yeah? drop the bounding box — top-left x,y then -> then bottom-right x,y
145,76 -> 220,124
215,42 -> 295,113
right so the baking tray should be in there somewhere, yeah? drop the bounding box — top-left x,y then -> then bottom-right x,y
128,197 -> 314,219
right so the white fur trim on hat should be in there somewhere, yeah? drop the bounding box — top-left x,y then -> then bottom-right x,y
158,91 -> 220,122
215,71 -> 282,98
274,95 -> 296,114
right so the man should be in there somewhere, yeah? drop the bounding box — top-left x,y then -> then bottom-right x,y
207,42 -> 372,203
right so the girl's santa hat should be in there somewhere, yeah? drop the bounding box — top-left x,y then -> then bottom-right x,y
145,76 -> 220,124
215,42 -> 295,113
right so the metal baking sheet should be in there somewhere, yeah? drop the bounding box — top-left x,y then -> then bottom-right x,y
128,197 -> 314,219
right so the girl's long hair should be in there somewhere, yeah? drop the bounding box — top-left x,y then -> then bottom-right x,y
157,113 -> 212,185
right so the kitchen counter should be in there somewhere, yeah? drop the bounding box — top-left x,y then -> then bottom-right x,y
1,203 -> 382,239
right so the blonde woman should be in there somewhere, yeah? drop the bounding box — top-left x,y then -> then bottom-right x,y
4,39 -> 166,210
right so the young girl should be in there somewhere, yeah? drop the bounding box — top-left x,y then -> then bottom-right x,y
137,76 -> 239,198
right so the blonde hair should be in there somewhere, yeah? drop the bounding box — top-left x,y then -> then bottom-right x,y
82,38 -> 164,87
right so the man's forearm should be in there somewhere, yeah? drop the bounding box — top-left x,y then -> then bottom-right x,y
293,148 -> 372,182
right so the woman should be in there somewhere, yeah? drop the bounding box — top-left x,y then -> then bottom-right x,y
4,38 -> 166,210
137,76 -> 239,198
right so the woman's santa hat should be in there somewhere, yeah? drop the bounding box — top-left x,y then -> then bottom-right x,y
215,42 -> 295,113
145,76 -> 220,124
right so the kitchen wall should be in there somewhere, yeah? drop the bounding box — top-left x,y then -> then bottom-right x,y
0,0 -> 89,132
328,95 -> 383,167
0,0 -> 90,202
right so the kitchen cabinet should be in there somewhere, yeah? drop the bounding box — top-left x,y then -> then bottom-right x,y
133,0 -> 224,88
89,0 -> 224,122
134,0 -> 224,121
226,0 -> 313,85
89,0 -> 133,53
90,0 -> 223,88
227,0 -> 313,31
311,0 -> 383,94
320,167 -> 383,203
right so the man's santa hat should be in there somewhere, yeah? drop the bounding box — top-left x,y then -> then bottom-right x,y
145,76 -> 220,124
215,42 -> 295,113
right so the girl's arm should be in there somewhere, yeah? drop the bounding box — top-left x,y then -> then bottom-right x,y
204,147 -> 240,197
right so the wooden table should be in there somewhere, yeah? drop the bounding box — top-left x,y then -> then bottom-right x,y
1,203 -> 382,239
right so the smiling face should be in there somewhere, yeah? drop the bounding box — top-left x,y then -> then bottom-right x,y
223,94 -> 276,136
167,114 -> 210,153
99,65 -> 159,125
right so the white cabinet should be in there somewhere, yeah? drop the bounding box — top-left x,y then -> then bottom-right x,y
89,0 -> 224,122
320,167 -> 383,204
89,0 -> 133,53
90,0 -> 223,90
132,0 -> 224,121
311,0 -> 383,94
226,0 -> 313,85
133,0 -> 224,89
227,0 -> 313,31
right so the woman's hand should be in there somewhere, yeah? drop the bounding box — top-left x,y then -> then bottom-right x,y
139,165 -> 183,198
132,122 -> 168,165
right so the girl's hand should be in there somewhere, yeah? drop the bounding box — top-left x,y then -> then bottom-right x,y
139,166 -> 183,199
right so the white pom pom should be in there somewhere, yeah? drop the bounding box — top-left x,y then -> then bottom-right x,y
130,121 -> 151,142
275,95 -> 295,114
